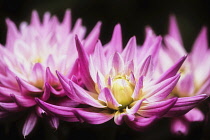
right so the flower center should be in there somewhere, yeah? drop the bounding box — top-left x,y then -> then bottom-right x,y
111,75 -> 134,108
32,57 -> 43,63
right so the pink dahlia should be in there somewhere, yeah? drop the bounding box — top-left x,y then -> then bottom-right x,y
36,24 -> 207,131
158,16 -> 210,135
0,10 -> 101,137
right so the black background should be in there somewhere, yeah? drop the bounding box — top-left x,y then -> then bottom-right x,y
0,0 -> 210,140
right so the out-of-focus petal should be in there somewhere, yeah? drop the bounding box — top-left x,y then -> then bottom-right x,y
22,111 -> 38,137
184,108 -> 204,122
171,117 -> 189,135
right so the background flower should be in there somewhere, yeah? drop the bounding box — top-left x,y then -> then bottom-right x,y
0,10 -> 101,137
157,15 -> 210,135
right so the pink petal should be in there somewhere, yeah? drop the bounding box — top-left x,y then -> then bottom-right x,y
168,15 -> 183,44
75,36 -> 95,92
132,76 -> 143,100
165,94 -> 208,117
139,55 -> 153,77
171,117 -> 189,135
0,102 -> 20,112
30,10 -> 41,28
56,71 -> 81,102
98,88 -> 121,109
5,18 -> 20,49
10,94 -> 36,107
45,67 -> 59,86
191,27 -> 208,65
104,24 -> 122,54
48,116 -> 59,129
177,73 -> 194,96
114,111 -> 126,125
22,111 -> 38,137
84,21 -> 102,54
41,82 -> 51,101
143,74 -> 180,102
154,56 -> 186,84
111,52 -> 124,74
16,76 -> 42,95
0,86 -> 21,97
68,80 -> 105,108
138,98 -> 177,117
61,9 -> 71,32
75,108 -> 114,124
184,108 -> 204,122
92,41 -> 107,75
126,99 -> 145,114
35,98 -> 78,122
122,36 -> 137,62
125,115 -> 157,131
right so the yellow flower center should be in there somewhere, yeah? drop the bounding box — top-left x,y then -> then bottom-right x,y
111,75 -> 134,108
32,57 -> 43,63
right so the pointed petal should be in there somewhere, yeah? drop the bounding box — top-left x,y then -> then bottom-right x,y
184,108 -> 204,122
16,77 -> 42,95
75,108 -> 114,124
35,98 -> 78,122
154,56 -> 186,84
168,15 -> 183,44
122,36 -> 137,62
30,10 -> 41,28
0,102 -> 20,112
143,74 -> 180,102
114,111 -> 126,125
171,117 -> 189,135
22,111 -> 38,137
5,18 -> 19,49
41,82 -> 51,101
139,55 -> 153,77
61,9 -> 71,32
48,116 -> 59,129
84,21 -> 102,53
138,98 -> 177,117
45,67 -> 59,86
69,80 -> 105,108
75,36 -> 95,92
191,27 -> 208,64
111,52 -> 124,74
98,88 -> 121,109
56,71 -> 80,101
127,99 -> 144,114
165,94 -> 208,117
10,94 -> 36,107
0,86 -> 20,97
125,115 -> 157,131
132,76 -> 143,100
104,24 -> 122,53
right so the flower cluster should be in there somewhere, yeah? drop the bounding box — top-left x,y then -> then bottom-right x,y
0,10 -> 209,137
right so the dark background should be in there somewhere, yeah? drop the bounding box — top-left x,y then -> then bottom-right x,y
0,0 -> 210,140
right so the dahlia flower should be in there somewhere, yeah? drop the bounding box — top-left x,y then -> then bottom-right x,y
158,16 -> 210,135
36,24 -> 207,131
0,10 -> 101,136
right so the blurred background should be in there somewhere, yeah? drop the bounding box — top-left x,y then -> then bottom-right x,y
0,0 -> 210,139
